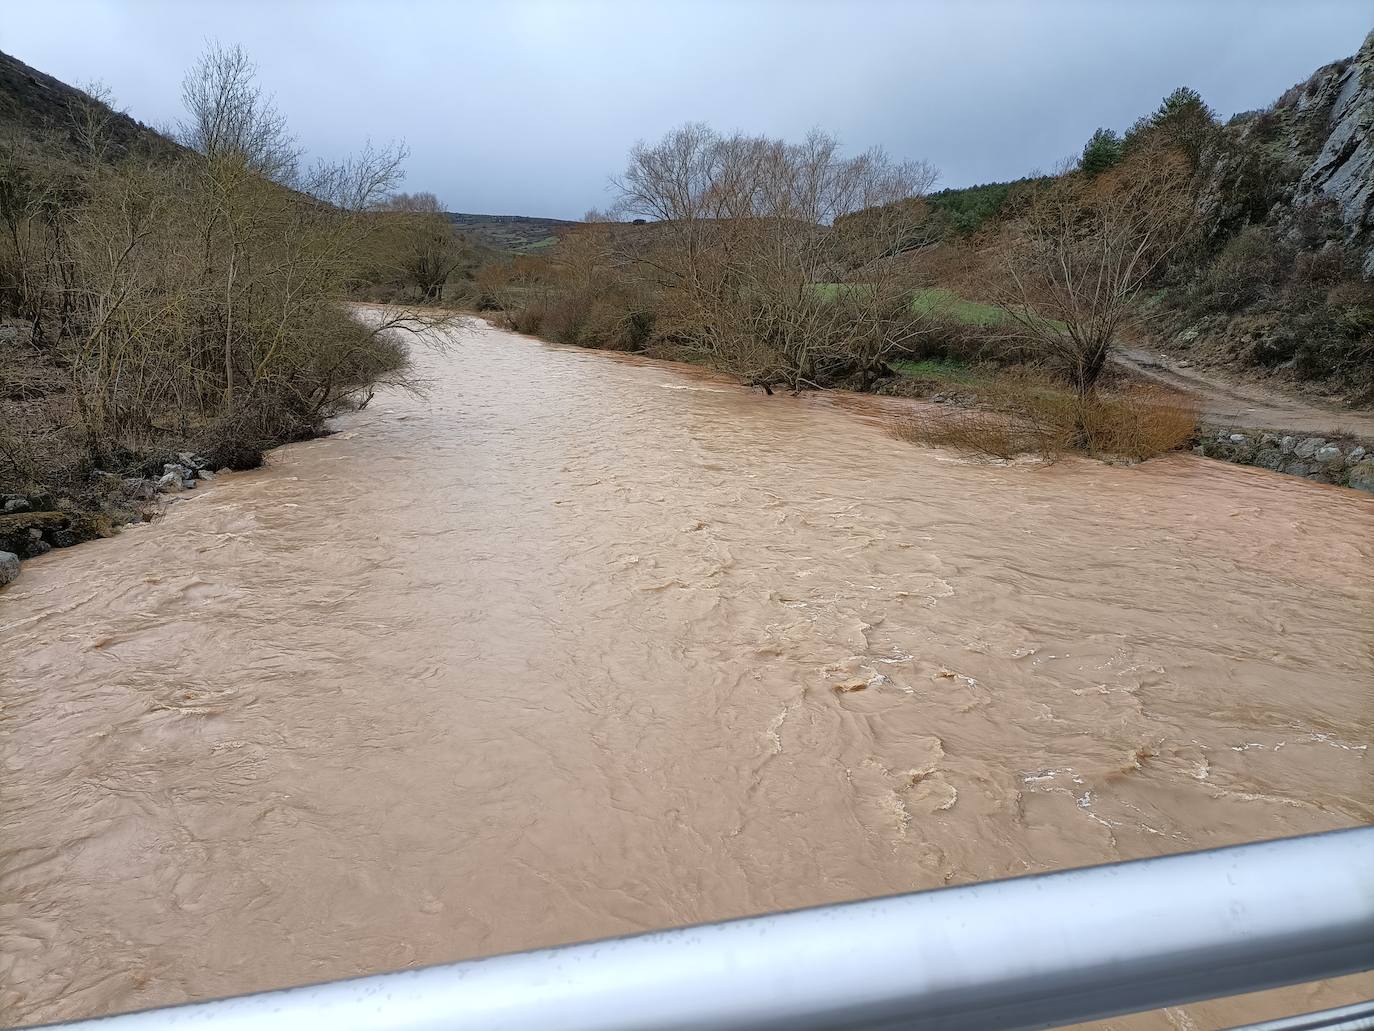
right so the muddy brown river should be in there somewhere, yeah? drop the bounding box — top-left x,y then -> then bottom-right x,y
2,315 -> 1371,1029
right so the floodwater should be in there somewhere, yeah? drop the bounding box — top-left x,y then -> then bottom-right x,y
2,315 -> 1371,1029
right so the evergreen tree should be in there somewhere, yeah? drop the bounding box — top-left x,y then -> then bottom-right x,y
1125,86 -> 1218,164
1080,128 -> 1124,177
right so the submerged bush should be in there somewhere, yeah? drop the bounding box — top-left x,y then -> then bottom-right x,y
891,380 -> 1197,463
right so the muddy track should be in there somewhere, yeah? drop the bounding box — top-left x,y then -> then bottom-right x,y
1116,347 -> 1374,439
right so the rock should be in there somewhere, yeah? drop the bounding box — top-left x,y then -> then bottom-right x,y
1260,433 -> 1279,448
1349,446 -> 1367,462
0,550 -> 18,587
1254,448 -> 1284,470
1279,436 -> 1297,454
156,472 -> 183,493
180,478 -> 197,490
196,468 -> 215,481
1293,30 -> 1374,277
1228,433 -> 1250,446
49,529 -> 78,548
123,477 -> 155,501
1293,437 -> 1327,459
176,451 -> 200,469
1192,445 -> 1205,455
162,463 -> 193,479
26,538 -> 50,557
2,497 -> 30,514
1349,459 -> 1374,493
1314,445 -> 1344,463
1282,460 -> 1312,478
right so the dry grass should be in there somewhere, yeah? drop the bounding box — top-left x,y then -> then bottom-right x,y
891,378 -> 1197,463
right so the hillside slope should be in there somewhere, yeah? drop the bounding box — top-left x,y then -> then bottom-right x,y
0,48 -> 178,159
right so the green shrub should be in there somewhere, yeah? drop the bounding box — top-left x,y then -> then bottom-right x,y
1080,128 -> 1124,177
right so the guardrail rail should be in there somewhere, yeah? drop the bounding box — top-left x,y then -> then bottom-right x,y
32,827 -> 1374,1031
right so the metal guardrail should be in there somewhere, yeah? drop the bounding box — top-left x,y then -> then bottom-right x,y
34,827 -> 1374,1031
1230,1000 -> 1374,1031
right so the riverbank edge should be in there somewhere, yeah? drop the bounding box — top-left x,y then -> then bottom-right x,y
489,309 -> 1374,495
1193,429 -> 1374,491
5,313 -> 1370,592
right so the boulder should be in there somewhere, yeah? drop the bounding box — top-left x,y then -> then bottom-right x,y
156,472 -> 183,493
2,497 -> 30,514
1293,437 -> 1327,459
1279,436 -> 1297,454
1254,448 -> 1284,470
1349,459 -> 1374,493
1349,446 -> 1367,463
180,478 -> 197,490
1282,460 -> 1312,478
1314,445 -> 1344,463
1228,433 -> 1250,446
196,468 -> 216,481
0,550 -> 18,587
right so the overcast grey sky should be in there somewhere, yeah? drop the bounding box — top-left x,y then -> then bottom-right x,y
2,1 -> 1370,218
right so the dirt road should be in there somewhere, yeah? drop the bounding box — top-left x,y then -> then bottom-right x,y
1117,347 -> 1374,439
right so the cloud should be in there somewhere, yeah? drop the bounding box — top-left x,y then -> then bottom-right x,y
4,0 -> 1368,217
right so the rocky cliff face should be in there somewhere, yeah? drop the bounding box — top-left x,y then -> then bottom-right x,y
1291,30 -> 1374,277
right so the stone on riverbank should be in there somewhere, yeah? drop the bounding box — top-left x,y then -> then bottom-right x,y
0,550 -> 18,587
1349,460 -> 1374,493
1293,437 -> 1327,459
0,511 -> 107,558
1199,424 -> 1374,491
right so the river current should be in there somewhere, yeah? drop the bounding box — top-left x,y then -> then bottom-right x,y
2,315 -> 1370,1028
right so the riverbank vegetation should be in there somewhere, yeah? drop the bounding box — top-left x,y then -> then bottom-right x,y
0,44 -> 453,551
483,48 -> 1374,461
487,114 -> 1209,460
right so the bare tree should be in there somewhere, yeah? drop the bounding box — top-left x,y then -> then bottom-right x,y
995,146 -> 1194,398
179,43 -> 300,183
68,81 -> 120,163
608,124 -> 939,389
376,192 -> 465,302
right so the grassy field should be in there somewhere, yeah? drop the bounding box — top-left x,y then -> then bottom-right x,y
888,357 -> 984,384
814,284 -> 1007,327
908,288 -> 1005,326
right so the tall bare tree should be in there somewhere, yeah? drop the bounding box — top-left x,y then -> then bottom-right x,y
609,124 -> 939,388
995,146 -> 1194,398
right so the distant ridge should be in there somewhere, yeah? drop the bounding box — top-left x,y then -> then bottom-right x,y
445,211 -> 578,253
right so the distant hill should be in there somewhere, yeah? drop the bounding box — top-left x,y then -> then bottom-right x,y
0,48 -> 179,160
445,212 -> 578,253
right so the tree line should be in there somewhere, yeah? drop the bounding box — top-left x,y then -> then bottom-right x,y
0,43 -> 458,513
